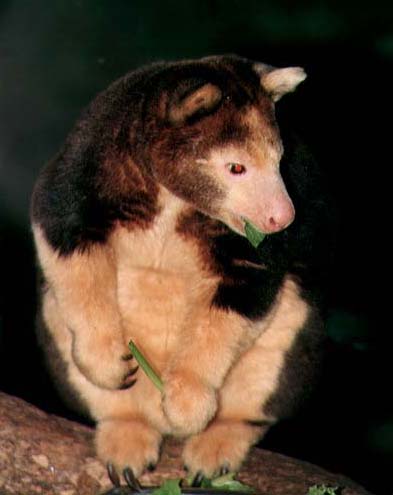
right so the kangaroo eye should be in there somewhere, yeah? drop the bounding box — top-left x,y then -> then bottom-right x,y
228,163 -> 247,175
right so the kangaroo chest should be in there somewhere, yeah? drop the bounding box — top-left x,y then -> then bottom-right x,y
110,206 -> 219,356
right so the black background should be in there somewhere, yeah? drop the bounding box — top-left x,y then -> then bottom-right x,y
0,1 -> 392,493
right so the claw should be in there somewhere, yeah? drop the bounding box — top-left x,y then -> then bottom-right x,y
219,463 -> 230,476
124,365 -> 139,378
123,466 -> 143,492
192,471 -> 204,487
118,378 -> 137,390
107,462 -> 121,487
119,366 -> 139,390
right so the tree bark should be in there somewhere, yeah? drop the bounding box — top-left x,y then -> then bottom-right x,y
0,392 -> 372,495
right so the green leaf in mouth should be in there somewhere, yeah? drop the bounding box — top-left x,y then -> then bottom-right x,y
243,218 -> 266,248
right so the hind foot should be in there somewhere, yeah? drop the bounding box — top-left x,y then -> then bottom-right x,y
182,419 -> 265,478
96,418 -> 162,477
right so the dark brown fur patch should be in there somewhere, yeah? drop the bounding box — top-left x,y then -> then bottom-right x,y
176,209 -> 285,320
176,209 -> 229,272
263,308 -> 325,418
98,152 -> 161,230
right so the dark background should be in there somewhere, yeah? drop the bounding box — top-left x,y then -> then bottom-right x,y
0,1 -> 392,493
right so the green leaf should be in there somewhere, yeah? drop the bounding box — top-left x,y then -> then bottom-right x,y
210,472 -> 236,487
128,340 -> 164,393
243,218 -> 266,248
200,477 -> 213,488
214,480 -> 255,492
151,479 -> 182,495
307,485 -> 340,495
184,473 -> 255,493
211,472 -> 255,492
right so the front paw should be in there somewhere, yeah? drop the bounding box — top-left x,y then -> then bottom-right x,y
72,335 -> 137,390
162,370 -> 217,436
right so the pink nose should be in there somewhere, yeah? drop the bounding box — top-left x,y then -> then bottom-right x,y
267,204 -> 295,233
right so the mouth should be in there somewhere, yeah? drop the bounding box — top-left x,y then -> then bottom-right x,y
219,212 -> 267,248
233,216 -> 248,235
220,212 -> 246,236
221,213 -> 264,236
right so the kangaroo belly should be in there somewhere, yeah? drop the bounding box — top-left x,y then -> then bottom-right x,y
117,267 -> 191,358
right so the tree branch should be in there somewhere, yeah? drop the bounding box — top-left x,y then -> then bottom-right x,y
0,392 -> 372,495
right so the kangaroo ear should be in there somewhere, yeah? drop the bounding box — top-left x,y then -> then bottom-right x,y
254,64 -> 307,102
168,83 -> 222,125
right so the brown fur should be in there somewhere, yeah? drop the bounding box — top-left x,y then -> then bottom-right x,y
168,83 -> 222,125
